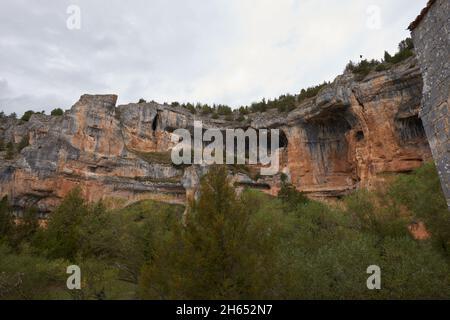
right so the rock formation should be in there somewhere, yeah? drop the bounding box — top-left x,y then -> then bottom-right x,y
0,57 -> 432,213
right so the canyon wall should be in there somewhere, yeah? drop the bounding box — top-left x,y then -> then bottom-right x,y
0,58 -> 432,213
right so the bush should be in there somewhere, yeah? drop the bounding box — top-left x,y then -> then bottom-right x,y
42,188 -> 89,261
388,162 -> 450,256
298,82 -> 329,103
139,167 -> 282,299
0,197 -> 13,242
5,142 -> 15,160
238,106 -> 249,115
8,207 -> 40,250
2,162 -> 449,299
20,110 -> 35,122
17,135 -> 29,152
216,105 -> 232,116
278,180 -> 309,208
0,245 -> 69,299
184,103 -> 196,114
346,59 -> 382,80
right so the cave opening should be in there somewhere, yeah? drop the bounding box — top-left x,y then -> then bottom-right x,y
355,130 -> 364,141
396,116 -> 426,143
279,130 -> 288,148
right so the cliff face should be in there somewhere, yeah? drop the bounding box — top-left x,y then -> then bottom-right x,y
0,58 -> 432,212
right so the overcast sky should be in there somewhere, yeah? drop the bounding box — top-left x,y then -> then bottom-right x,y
0,0 -> 427,116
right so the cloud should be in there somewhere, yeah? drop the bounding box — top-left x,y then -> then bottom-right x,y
0,0 -> 428,116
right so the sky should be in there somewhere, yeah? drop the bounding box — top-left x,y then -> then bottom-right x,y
0,0 -> 428,116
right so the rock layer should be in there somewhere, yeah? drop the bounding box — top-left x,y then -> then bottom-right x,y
0,58 -> 432,212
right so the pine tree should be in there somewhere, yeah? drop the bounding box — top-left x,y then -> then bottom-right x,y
139,166 -> 281,299
50,108 -> 64,116
43,187 -> 88,261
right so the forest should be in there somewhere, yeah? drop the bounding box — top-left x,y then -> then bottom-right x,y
0,162 -> 449,299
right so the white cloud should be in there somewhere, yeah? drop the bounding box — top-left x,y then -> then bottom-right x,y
0,0 -> 428,116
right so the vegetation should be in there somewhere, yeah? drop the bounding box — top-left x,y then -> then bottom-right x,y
51,108 -> 64,116
17,135 -> 29,152
0,161 -> 448,299
2,135 -> 29,159
125,39 -> 412,119
20,110 -> 35,122
298,82 -> 329,104
5,142 -> 15,160
346,37 -> 415,80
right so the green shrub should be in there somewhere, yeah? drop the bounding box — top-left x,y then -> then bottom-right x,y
139,167 -> 283,299
20,110 -> 35,122
298,82 -> 329,103
0,196 -> 13,242
216,105 -> 232,116
50,108 -> 64,116
17,135 -> 29,152
0,245 -> 69,299
388,162 -> 450,256
5,142 -> 15,160
42,188 -> 89,261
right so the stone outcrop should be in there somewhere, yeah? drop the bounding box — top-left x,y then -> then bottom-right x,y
0,57 -> 432,213
409,0 -> 450,209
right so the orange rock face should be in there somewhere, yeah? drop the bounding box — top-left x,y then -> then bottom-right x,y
0,58 -> 432,212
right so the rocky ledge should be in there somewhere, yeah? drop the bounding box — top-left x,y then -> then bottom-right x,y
0,58 -> 431,213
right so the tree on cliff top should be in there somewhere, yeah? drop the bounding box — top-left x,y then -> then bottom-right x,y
20,110 -> 35,122
0,196 -> 13,243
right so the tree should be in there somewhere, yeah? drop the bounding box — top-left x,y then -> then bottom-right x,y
139,166 -> 281,299
17,135 -> 29,152
278,176 -> 309,208
50,108 -> 64,116
384,51 -> 393,63
138,98 -> 147,104
43,188 -> 88,261
20,110 -> 35,122
5,142 -> 15,160
0,196 -> 13,242
399,37 -> 414,52
9,206 -> 40,249
184,103 -> 196,114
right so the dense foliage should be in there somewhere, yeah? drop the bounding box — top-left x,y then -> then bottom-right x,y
346,37 -> 415,80
50,108 -> 64,116
0,163 -> 448,299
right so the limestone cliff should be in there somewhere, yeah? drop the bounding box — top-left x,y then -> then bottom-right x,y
0,58 -> 432,213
